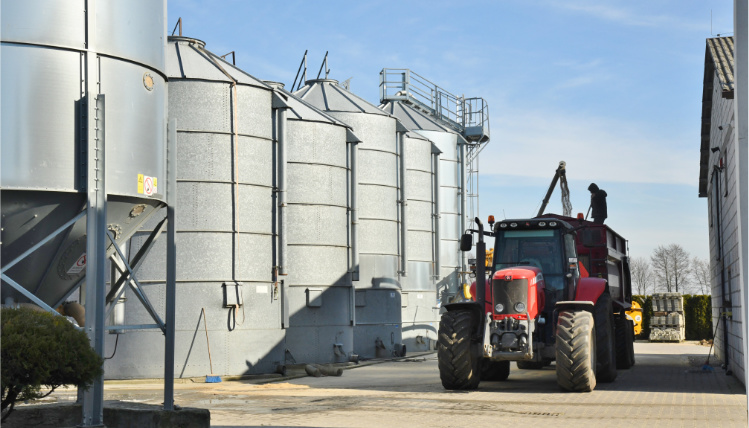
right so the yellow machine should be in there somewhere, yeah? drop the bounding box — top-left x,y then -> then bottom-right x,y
485,248 -> 494,267
626,300 -> 643,336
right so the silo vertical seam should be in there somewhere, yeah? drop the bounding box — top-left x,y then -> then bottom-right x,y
199,47 -> 240,281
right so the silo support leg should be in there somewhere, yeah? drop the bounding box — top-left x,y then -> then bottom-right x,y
105,231 -> 165,331
105,217 -> 167,304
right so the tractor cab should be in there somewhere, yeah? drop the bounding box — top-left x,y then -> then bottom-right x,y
491,219 -> 581,305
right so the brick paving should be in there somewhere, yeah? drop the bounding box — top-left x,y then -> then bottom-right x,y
19,341 -> 748,427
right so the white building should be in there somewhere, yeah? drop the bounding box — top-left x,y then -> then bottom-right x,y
699,34 -> 749,386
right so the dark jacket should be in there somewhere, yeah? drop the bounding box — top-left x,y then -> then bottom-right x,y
589,183 -> 607,221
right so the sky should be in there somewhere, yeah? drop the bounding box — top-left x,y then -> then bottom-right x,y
167,0 -> 736,262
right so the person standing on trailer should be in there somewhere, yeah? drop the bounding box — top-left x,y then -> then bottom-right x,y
588,183 -> 608,224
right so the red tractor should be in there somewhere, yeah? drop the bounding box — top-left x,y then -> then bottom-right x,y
438,215 -> 634,392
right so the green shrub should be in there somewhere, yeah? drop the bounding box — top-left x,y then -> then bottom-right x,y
683,295 -> 712,340
1,307 -> 104,421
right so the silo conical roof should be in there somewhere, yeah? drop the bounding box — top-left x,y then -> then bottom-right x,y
295,79 -> 390,116
167,36 -> 270,89
380,100 -> 460,135
266,81 -> 353,129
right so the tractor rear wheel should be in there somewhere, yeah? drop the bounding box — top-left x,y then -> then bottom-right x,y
481,360 -> 510,381
438,310 -> 481,390
594,293 -> 617,382
616,315 -> 635,369
556,310 -> 597,392
516,360 -> 546,370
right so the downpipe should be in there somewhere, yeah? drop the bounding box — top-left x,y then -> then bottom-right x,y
398,131 -> 407,277
432,145 -> 442,281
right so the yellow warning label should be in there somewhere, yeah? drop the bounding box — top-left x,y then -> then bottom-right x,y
153,177 -> 157,189
137,174 -> 144,194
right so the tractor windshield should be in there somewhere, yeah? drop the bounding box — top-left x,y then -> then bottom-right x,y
493,229 -> 565,291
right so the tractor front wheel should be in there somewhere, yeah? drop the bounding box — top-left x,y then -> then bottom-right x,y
556,310 -> 597,392
438,310 -> 481,390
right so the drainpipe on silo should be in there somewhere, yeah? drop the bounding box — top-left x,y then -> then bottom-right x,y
397,123 -> 409,277
458,137 -> 467,276
432,144 -> 442,281
271,89 -> 291,329
271,91 -> 290,276
347,129 -> 362,327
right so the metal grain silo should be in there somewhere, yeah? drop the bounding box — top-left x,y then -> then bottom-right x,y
103,35 -> 283,379
295,79 -> 406,358
380,100 -> 467,306
401,131 -> 440,352
379,69 -> 490,310
267,82 -> 357,364
1,0 -> 167,310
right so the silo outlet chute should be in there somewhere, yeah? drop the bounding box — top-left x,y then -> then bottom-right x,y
1,0 -> 177,421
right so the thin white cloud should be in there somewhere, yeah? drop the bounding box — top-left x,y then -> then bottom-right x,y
545,1 -> 707,32
481,107 -> 697,186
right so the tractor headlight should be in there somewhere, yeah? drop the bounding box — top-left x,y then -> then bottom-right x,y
499,223 -> 508,228
514,302 -> 526,313
538,221 -> 546,227
495,303 -> 504,313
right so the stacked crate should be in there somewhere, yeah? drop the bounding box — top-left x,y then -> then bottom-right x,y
649,293 -> 685,342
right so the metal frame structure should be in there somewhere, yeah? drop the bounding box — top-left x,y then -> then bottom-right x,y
0,114 -> 177,427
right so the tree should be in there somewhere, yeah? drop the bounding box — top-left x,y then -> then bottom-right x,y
1,307 -> 104,421
691,257 -> 711,295
650,244 -> 691,293
630,256 -> 653,295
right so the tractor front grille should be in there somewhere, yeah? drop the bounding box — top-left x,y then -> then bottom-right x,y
492,278 -> 528,315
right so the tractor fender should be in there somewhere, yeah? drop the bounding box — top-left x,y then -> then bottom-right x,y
574,277 -> 607,304
443,302 -> 485,337
555,300 -> 595,315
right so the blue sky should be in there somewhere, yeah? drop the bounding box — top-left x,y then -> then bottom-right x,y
168,0 -> 735,261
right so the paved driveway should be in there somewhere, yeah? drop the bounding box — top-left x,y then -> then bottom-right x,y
30,341 -> 749,427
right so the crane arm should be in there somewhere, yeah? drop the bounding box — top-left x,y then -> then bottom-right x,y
537,161 -> 572,217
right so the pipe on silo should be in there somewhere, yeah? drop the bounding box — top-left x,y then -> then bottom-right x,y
271,90 -> 291,276
347,129 -> 361,282
432,144 -> 442,280
398,130 -> 408,277
459,139 -> 467,274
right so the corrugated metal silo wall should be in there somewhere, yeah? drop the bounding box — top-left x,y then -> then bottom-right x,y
104,62 -> 283,379
0,0 -> 167,307
327,112 -> 402,359
283,118 -> 353,364
414,131 -> 463,305
401,134 -> 439,352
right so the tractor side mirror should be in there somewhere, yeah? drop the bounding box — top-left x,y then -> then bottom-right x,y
460,233 -> 473,251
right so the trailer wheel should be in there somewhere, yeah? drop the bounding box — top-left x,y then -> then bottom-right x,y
628,320 -> 636,366
556,310 -> 596,392
615,315 -> 635,369
438,310 -> 481,390
516,360 -> 546,370
594,293 -> 617,382
481,360 -> 510,381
